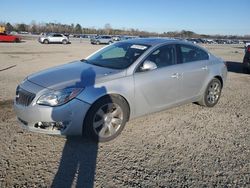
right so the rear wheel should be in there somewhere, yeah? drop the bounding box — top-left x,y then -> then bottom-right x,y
62,39 -> 67,45
242,63 -> 250,73
198,78 -> 222,107
83,95 -> 129,142
43,39 -> 49,44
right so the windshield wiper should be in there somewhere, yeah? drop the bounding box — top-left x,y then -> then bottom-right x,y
91,62 -> 108,68
80,59 -> 88,62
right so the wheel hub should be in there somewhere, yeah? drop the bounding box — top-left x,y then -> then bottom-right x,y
104,114 -> 112,124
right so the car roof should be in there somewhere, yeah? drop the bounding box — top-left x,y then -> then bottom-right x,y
122,38 -> 178,46
48,33 -> 63,35
121,38 -> 209,52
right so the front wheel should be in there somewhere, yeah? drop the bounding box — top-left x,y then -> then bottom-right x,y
43,39 -> 49,44
83,96 -> 129,142
198,78 -> 222,107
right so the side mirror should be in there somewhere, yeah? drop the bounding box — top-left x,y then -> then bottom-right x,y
141,60 -> 157,71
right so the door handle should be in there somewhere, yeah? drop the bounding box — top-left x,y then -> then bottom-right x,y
202,66 -> 208,70
171,73 -> 180,78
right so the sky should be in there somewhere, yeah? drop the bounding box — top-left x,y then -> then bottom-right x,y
1,0 -> 249,35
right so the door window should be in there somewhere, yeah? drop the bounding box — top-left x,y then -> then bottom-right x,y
179,44 -> 209,63
53,34 -> 62,37
145,45 -> 176,68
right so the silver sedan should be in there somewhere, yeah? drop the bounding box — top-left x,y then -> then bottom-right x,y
14,38 -> 227,142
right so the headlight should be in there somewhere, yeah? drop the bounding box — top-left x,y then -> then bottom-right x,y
37,88 -> 83,106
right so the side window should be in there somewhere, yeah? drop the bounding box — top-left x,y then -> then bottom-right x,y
53,34 -> 61,37
145,45 -> 176,68
180,45 -> 209,63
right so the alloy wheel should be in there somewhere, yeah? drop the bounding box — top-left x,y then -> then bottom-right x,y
93,103 -> 123,138
206,81 -> 221,104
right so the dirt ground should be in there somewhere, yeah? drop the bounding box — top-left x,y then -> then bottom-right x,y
0,40 -> 249,187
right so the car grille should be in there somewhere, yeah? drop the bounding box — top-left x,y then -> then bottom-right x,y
16,87 -> 36,106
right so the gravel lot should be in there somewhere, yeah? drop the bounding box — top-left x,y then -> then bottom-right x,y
0,40 -> 249,187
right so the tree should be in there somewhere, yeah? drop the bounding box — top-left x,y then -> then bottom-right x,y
5,22 -> 14,32
104,23 -> 112,35
17,23 -> 28,32
30,21 -> 38,33
75,24 -> 82,34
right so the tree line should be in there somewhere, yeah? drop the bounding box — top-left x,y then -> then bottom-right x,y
1,21 -> 249,39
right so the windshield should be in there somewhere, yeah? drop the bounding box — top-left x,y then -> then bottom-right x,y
85,42 -> 150,69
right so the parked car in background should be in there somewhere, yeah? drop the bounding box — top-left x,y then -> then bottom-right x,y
0,33 -> 21,42
14,38 -> 227,142
186,38 -> 199,44
243,45 -> 250,73
38,33 -> 69,44
112,36 -> 121,41
90,35 -> 113,44
119,36 -> 138,41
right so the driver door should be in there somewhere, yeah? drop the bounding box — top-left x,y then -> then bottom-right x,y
133,44 -> 183,116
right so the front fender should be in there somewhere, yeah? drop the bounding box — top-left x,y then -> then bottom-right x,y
76,76 -> 135,118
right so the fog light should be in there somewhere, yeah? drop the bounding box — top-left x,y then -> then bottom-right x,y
35,121 -> 66,131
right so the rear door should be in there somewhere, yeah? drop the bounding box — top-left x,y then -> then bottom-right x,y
54,34 -> 63,42
103,36 -> 110,44
176,44 -> 210,100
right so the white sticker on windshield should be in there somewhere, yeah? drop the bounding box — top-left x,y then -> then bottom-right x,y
130,45 -> 148,50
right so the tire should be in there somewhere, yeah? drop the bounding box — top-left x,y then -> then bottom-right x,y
83,95 -> 129,142
242,64 -> 250,74
62,39 -> 67,45
198,78 -> 222,107
43,39 -> 49,44
14,38 -> 20,43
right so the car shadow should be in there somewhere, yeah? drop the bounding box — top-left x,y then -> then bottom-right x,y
51,66 -> 108,188
51,137 -> 98,188
226,61 -> 249,74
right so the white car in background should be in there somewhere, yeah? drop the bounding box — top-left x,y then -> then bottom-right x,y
90,35 -> 113,45
38,33 -> 69,44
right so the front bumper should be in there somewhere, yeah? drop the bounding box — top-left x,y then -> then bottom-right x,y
90,40 -> 97,44
14,97 -> 91,136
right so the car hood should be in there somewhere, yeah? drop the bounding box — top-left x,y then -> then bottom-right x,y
27,61 -> 126,90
